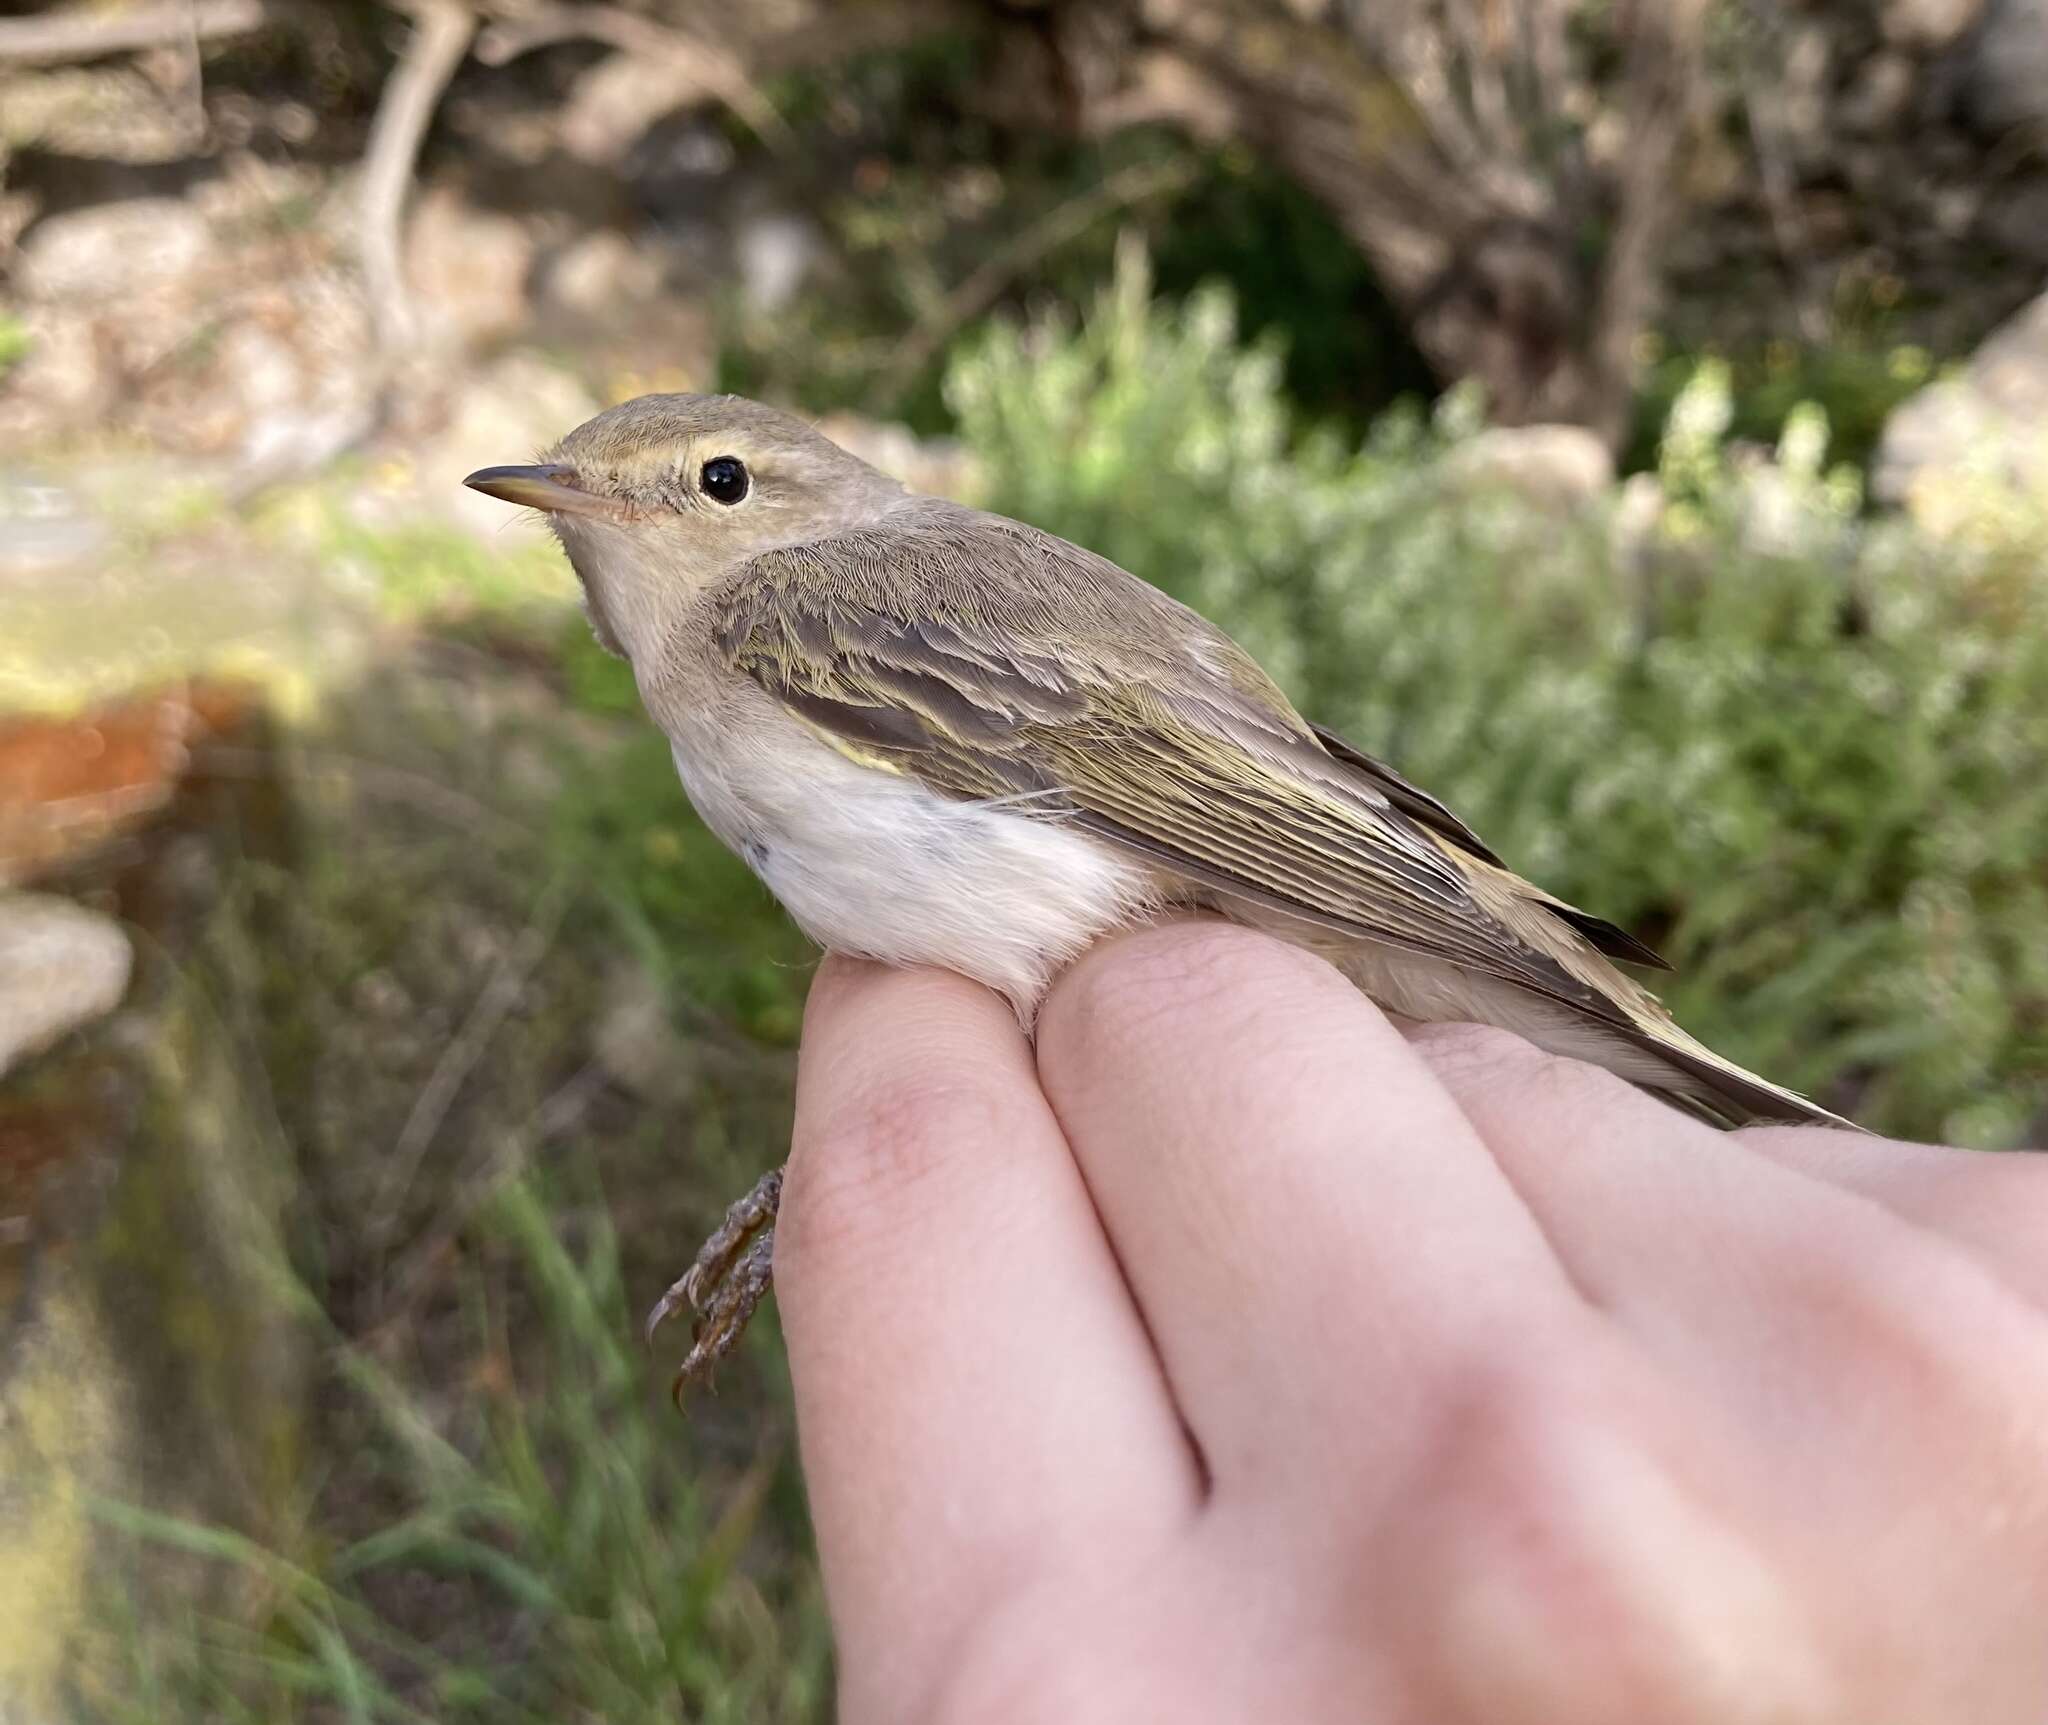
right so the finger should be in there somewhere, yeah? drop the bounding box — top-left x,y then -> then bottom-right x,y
1403,1022 -> 2041,1443
778,956 -> 1197,1716
1738,1127 -> 2048,1308
1034,923 -> 1586,1501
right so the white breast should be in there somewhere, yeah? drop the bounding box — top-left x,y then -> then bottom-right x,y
667,721 -> 1161,1021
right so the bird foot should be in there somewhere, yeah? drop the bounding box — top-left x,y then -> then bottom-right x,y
647,1166 -> 783,1405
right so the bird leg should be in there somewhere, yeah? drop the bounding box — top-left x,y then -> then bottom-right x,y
647,1165 -> 782,1402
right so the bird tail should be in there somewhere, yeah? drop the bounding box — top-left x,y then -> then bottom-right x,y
1618,1018 -> 1858,1130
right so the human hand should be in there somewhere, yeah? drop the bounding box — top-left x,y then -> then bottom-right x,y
775,923 -> 2048,1724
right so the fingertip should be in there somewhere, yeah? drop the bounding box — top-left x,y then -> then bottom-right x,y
1040,919 -> 1372,1096
786,959 -> 1035,1278
800,956 -> 1022,1083
803,950 -> 881,1018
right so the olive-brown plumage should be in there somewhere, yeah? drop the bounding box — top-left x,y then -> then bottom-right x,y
468,391 -> 1848,1128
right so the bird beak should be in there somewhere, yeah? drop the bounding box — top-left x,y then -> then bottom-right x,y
462,463 -> 620,519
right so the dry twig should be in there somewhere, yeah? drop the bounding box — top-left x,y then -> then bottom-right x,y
475,1 -> 791,151
0,0 -> 266,66
1585,0 -> 1709,445
359,0 -> 477,356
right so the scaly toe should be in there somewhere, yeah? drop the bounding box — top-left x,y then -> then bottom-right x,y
668,1229 -> 776,1407
643,1166 -> 785,1347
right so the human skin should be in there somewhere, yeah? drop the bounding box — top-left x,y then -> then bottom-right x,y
774,923 -> 2048,1725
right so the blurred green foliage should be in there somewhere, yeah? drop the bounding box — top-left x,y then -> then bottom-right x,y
251,483 -> 576,621
0,312 -> 30,375
950,255 -> 2048,1144
97,1175 -> 826,1724
1626,335 -> 1935,478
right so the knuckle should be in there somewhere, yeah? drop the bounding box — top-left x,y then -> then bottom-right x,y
1424,1351 -> 1598,1531
1400,1355 -> 1832,1724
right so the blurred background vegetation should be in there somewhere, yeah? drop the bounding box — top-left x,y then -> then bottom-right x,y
1,0 -> 2045,1717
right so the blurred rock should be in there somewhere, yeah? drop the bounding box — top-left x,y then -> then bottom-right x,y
0,308 -> 111,445
407,186 -> 537,348
0,895 -> 131,1080
214,322 -> 304,420
18,198 -> 209,303
0,64 -> 195,163
539,229 -> 664,320
1966,0 -> 2048,131
734,209 -> 822,315
1881,0 -> 1984,48
210,309 -> 378,488
235,394 -> 382,495
1,183 -> 375,460
1437,424 -> 1615,512
0,475 -> 112,577
1875,291 -> 2048,519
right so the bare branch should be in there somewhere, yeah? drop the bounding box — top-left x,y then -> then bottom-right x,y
0,0 -> 268,65
473,0 -> 613,62
1514,0 -> 1585,201
1585,0 -> 1709,445
475,1 -> 791,150
1742,47 -> 1828,342
358,0 -> 477,356
1443,0 -> 1516,158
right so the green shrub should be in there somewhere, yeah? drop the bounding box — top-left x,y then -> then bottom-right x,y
946,256 -> 2048,1145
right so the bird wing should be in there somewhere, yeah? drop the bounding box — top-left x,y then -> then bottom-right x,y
708,515 -> 1659,1031
1305,723 -> 1670,970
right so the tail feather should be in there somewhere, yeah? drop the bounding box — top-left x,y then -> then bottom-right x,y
1625,1024 -> 1858,1130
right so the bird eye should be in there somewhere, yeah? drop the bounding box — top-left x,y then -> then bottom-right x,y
699,455 -> 749,505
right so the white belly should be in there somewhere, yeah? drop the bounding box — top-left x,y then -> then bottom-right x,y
668,729 -> 1160,1020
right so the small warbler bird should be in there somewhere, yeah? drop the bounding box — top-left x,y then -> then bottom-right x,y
466,393 -> 1850,1389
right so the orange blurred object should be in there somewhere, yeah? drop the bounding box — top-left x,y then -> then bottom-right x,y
0,684 -> 253,886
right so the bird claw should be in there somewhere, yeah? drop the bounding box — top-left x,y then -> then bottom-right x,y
667,1231 -> 776,1407
648,1166 -> 783,1404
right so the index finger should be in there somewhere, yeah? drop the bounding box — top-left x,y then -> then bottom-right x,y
1034,924 -> 1588,1500
777,957 -> 1199,1716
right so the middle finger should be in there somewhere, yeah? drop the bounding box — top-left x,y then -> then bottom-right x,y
1035,924 -> 1588,1498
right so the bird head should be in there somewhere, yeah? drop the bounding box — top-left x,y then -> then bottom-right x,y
464,393 -> 904,663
